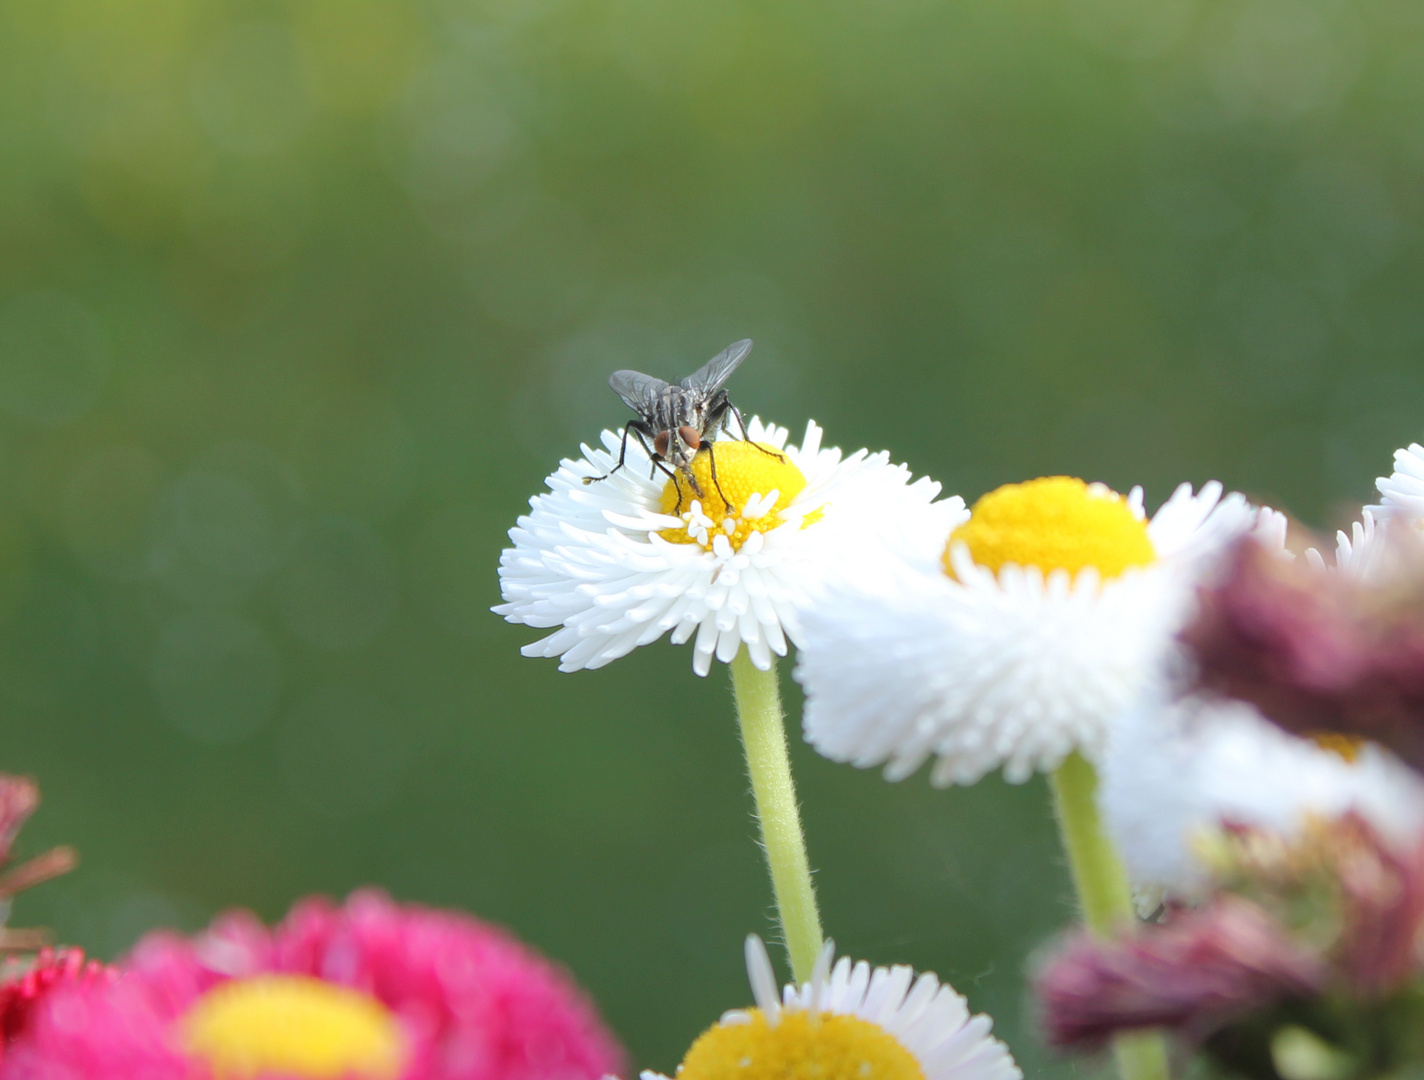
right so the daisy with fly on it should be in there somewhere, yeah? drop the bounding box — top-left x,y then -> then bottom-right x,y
496,341 -> 958,983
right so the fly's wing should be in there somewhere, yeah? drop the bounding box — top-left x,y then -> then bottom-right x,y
608,370 -> 669,415
680,339 -> 752,394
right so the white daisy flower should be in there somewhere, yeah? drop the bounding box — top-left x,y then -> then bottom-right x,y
495,417 -> 955,676
1100,690 -> 1424,899
642,935 -> 1020,1080
797,475 -> 1266,786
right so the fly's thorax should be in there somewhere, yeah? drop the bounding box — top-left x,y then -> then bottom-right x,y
652,386 -> 696,432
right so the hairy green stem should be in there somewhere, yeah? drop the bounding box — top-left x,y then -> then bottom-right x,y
1050,751 -> 1171,1080
730,648 -> 824,984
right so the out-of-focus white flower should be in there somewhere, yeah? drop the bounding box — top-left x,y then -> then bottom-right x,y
1372,443 -> 1424,520
1100,691 -> 1424,899
641,936 -> 1020,1080
1302,509 -> 1387,579
1303,443 -> 1424,581
798,475 -> 1267,785
496,418 -> 956,676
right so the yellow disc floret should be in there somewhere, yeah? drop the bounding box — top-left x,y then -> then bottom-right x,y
181,975 -> 405,1080
1310,732 -> 1363,762
947,476 -> 1155,580
677,1009 -> 925,1080
659,442 -> 816,550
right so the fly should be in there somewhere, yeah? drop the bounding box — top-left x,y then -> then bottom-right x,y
583,338 -> 780,512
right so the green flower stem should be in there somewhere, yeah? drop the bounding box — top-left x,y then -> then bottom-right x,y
1050,751 -> 1171,1080
1049,751 -> 1134,932
730,647 -> 824,984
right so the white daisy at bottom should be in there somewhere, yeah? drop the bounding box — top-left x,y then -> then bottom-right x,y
797,474 -> 1264,786
1099,690 -> 1424,900
496,417 -> 956,676
643,936 -> 1020,1080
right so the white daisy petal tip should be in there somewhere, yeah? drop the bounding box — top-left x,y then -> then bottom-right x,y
1295,505 -> 1424,583
1370,443 -> 1424,519
797,475 -> 1265,787
667,935 -> 1020,1080
496,417 -> 954,675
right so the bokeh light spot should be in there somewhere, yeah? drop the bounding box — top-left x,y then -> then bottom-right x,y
276,517 -> 399,651
150,611 -> 281,744
294,394 -> 414,514
170,443 -> 304,582
0,292 -> 110,426
191,23 -> 315,156
62,446 -> 165,581
278,684 -> 412,820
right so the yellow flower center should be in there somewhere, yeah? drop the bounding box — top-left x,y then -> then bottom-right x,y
947,475 -> 1155,580
1310,732 -> 1363,762
181,975 -> 405,1080
677,1009 -> 925,1080
659,442 -> 818,551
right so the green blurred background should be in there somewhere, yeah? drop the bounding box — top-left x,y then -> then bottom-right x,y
1,0 -> 1421,1071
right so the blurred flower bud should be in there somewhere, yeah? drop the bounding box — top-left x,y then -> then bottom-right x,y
1183,532 -> 1424,771
1036,896 -> 1326,1049
0,775 -> 76,952
1199,814 -> 1424,996
0,779 -> 39,865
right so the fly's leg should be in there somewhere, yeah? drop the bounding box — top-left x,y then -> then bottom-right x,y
675,465 -> 705,513
706,440 -> 736,516
626,426 -> 682,488
619,426 -> 700,511
583,424 -> 635,484
728,402 -> 786,463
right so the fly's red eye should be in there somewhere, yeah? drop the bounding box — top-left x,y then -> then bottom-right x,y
678,425 -> 702,450
653,430 -> 670,458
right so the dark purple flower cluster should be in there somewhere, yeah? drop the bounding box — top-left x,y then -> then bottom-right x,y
1038,896 -> 1326,1049
1184,532 -> 1424,771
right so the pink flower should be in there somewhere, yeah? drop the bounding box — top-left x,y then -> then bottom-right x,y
0,950 -> 113,1065
3,890 -> 625,1080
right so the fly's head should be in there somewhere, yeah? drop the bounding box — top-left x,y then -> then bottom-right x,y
653,424 -> 704,469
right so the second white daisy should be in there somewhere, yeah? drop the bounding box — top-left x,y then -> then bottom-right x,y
797,475 -> 1262,786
